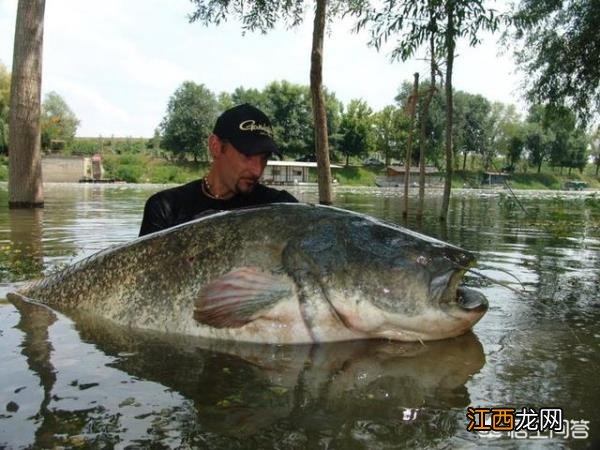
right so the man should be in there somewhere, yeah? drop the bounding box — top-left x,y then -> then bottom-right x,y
139,103 -> 298,236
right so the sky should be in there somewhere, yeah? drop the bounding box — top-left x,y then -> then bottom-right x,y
0,0 -> 525,138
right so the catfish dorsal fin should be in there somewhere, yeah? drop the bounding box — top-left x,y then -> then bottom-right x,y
194,267 -> 292,329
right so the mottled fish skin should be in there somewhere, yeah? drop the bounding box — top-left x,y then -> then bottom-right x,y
8,203 -> 488,344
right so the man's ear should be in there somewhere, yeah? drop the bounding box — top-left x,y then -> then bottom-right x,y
208,134 -> 222,159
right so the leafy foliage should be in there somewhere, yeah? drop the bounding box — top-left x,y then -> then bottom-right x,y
395,83 -> 493,168
339,99 -> 375,165
188,0 -> 305,32
373,105 -> 410,165
527,104 -> 589,173
508,0 -> 600,123
0,61 -> 9,154
160,81 -> 219,161
40,92 -> 80,151
216,81 -> 342,160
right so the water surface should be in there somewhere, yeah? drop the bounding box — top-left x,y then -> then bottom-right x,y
1,183 -> 598,448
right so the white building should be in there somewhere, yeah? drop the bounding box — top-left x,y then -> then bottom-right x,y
261,161 -> 342,185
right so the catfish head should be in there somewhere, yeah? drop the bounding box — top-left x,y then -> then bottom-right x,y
284,210 -> 488,342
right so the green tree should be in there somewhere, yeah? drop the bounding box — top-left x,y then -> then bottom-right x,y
263,80 -> 313,158
564,131 -> 588,174
508,0 -> 600,123
524,122 -> 548,173
217,91 -> 234,112
534,104 -> 587,174
265,81 -> 343,160
323,88 -> 343,158
590,126 -> 600,176
230,86 -> 267,111
455,93 -> 491,170
506,127 -> 525,171
395,82 -> 498,170
159,81 -> 218,162
495,106 -> 524,171
339,99 -> 375,166
373,105 -> 409,166
523,105 -> 555,173
0,61 -> 10,154
41,92 -> 80,151
482,102 -> 506,171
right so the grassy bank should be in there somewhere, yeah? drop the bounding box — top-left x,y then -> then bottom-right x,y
101,154 -> 208,183
452,169 -> 600,190
331,166 -> 381,186
1,154 -> 598,189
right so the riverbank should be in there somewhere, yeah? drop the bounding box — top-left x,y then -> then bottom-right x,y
1,154 -> 599,190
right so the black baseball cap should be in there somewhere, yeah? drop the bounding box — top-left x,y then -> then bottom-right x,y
213,103 -> 281,158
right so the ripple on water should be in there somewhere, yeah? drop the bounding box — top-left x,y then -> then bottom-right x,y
0,183 -> 598,448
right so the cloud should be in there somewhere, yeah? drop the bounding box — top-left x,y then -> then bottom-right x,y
54,80 -> 131,136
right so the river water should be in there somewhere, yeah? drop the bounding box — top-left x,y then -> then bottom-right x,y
0,182 -> 598,449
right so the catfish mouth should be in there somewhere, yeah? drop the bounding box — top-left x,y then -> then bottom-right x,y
436,270 -> 488,313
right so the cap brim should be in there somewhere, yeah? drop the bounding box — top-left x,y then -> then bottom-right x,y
229,134 -> 282,159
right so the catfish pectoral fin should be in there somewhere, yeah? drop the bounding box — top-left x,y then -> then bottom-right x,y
194,267 -> 293,329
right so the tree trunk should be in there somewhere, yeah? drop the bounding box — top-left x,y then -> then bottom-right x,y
310,0 -> 332,205
440,0 -> 454,222
8,0 -> 46,208
462,151 -> 467,171
418,32 -> 436,218
345,153 -> 349,167
537,160 -> 542,173
595,161 -> 599,175
403,72 -> 419,217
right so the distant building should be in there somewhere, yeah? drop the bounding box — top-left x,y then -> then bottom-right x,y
261,161 -> 342,185
564,180 -> 588,191
42,154 -> 105,183
482,172 -> 509,186
377,166 -> 442,187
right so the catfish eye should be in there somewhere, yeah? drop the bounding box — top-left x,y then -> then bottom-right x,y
416,255 -> 430,266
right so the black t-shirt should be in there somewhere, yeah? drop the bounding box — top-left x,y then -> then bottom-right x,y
139,179 -> 298,236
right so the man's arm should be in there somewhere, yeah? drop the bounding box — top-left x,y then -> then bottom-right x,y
275,189 -> 299,203
139,194 -> 173,236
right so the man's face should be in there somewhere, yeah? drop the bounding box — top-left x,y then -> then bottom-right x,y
216,140 -> 269,195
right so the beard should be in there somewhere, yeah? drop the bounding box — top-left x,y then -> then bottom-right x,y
235,176 -> 259,196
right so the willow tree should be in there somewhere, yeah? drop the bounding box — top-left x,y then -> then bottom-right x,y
8,0 -> 46,208
189,0 -> 344,204
352,0 -> 499,220
508,0 -> 600,125
439,0 -> 500,220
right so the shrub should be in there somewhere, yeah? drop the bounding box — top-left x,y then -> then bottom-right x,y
114,165 -> 143,183
67,139 -> 101,155
150,165 -> 187,184
117,154 -> 143,166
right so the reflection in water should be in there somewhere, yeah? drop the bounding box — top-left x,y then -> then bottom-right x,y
1,209 -> 45,282
12,299 -> 57,448
1,184 -> 599,447
8,297 -> 485,448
